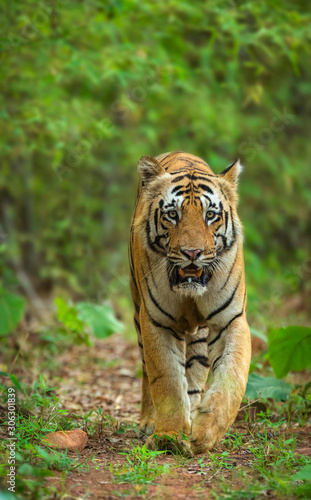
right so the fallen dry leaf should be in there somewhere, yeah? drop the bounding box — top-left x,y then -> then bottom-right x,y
43,429 -> 88,451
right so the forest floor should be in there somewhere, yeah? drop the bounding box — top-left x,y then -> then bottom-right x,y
1,326 -> 310,500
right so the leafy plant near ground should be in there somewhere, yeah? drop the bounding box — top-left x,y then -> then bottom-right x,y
0,375 -> 93,499
55,297 -> 124,344
268,325 -> 311,378
245,372 -> 292,401
0,290 -> 25,336
110,444 -> 169,495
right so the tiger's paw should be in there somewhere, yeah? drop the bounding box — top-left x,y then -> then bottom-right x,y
190,412 -> 225,454
139,418 -> 155,437
146,432 -> 193,458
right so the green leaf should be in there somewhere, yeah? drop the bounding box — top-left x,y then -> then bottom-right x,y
0,289 -> 25,336
55,297 -> 85,332
10,374 -> 23,392
244,373 -> 292,401
291,465 -> 311,481
268,326 -> 311,378
18,463 -> 34,475
76,302 -> 123,338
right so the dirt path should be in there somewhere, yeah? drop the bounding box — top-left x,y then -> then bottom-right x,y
45,334 -> 311,500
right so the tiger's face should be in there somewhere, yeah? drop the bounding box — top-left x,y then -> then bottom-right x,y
137,153 -> 242,296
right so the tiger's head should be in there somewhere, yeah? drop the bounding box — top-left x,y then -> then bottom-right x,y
136,152 -> 242,296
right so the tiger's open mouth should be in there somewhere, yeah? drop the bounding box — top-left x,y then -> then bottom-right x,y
170,264 -> 211,288
179,264 -> 203,281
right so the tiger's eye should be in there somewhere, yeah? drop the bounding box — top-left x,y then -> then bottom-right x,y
206,211 -> 215,219
168,210 -> 178,219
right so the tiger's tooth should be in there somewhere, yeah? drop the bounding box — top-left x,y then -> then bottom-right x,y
188,277 -> 192,283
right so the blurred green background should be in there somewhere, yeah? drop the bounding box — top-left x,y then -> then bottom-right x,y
1,0 -> 310,332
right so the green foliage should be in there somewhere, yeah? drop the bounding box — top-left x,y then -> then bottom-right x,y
55,297 -> 84,332
291,465 -> 311,481
111,445 -> 169,491
0,0 -> 310,314
77,301 -> 124,338
0,375 -> 85,498
215,433 -> 311,499
55,297 -> 123,342
244,373 -> 292,401
0,289 -> 25,336
268,326 -> 311,378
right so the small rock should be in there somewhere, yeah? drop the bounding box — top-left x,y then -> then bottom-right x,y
43,429 -> 88,451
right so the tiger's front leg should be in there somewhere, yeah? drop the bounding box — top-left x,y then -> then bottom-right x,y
140,307 -> 192,452
191,316 -> 251,454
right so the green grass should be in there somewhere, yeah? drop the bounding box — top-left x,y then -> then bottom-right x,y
0,321 -> 310,500
0,375 -> 96,499
109,445 -> 169,495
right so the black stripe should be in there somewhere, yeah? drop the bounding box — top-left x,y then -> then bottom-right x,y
164,202 -> 176,209
148,313 -> 184,341
154,234 -> 166,247
145,252 -> 157,289
146,278 -> 175,321
170,173 -> 214,183
161,151 -> 182,168
220,248 -> 239,291
171,185 -> 183,194
219,185 -> 227,200
188,337 -> 208,346
170,174 -> 188,182
187,389 -> 201,395
216,233 -> 228,250
202,195 -> 216,208
145,204 -> 166,253
224,210 -> 229,232
186,355 -> 209,369
213,216 -> 221,225
130,264 -> 138,291
134,301 -> 140,313
160,151 -> 176,167
174,157 -> 209,168
230,206 -> 236,241
198,183 -> 213,194
154,208 -> 159,233
146,221 -> 165,253
134,317 -> 141,334
212,355 -> 222,371
138,341 -> 143,349
208,310 -> 244,346
150,375 -> 164,385
206,274 -> 241,321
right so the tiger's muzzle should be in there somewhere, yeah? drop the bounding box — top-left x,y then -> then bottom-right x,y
169,262 -> 212,290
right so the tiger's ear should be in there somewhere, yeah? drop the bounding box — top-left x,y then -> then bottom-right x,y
218,159 -> 243,185
137,156 -> 165,186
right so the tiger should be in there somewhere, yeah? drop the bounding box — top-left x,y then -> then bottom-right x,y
129,151 -> 251,455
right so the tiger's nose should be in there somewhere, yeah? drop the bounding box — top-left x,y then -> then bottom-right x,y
181,248 -> 203,260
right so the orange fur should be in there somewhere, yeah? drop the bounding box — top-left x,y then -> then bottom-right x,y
129,151 -> 251,454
